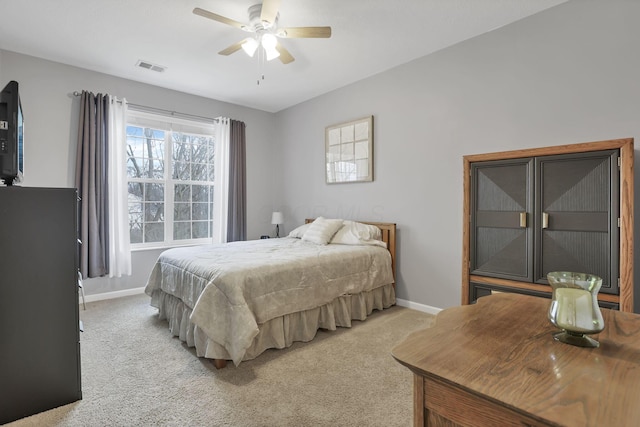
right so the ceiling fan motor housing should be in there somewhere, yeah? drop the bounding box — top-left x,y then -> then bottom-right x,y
245,4 -> 279,32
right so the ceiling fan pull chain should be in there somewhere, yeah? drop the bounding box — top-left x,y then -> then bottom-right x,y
257,47 -> 266,85
256,48 -> 261,85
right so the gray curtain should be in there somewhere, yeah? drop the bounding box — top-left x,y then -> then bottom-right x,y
75,91 -> 109,278
226,119 -> 246,242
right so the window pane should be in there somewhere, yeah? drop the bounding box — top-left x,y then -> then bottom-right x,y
127,138 -> 146,159
127,126 -> 165,179
127,125 -> 143,137
210,187 -> 214,220
128,182 -> 144,202
141,159 -> 164,179
144,202 -> 164,222
174,222 -> 191,240
173,161 -> 190,181
127,176 -> 145,240
173,132 -> 188,144
174,184 -> 191,202
144,183 -> 164,202
129,222 -> 142,244
128,200 -> 143,215
127,136 -> 163,160
192,141 -> 208,164
192,202 -> 209,220
192,163 -> 208,181
127,157 -> 144,178
170,133 -> 215,181
192,185 -> 209,202
174,203 -> 190,221
208,149 -> 215,164
144,223 -> 164,242
192,221 -> 209,239
148,140 -> 164,162
173,141 -> 191,162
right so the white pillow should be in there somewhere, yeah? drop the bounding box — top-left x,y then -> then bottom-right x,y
288,223 -> 312,238
301,217 -> 344,245
330,220 -> 387,248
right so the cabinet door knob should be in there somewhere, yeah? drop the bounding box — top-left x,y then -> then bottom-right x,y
519,212 -> 527,228
542,212 -> 549,229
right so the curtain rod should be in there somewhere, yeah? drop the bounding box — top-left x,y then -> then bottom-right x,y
72,91 -> 219,124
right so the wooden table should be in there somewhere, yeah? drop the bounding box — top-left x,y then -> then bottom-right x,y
392,293 -> 640,427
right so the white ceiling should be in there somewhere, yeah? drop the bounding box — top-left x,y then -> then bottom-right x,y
0,0 -> 566,113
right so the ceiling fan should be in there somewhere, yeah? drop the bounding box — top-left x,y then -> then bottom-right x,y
193,0 -> 332,65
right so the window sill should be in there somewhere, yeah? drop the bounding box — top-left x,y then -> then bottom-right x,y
131,241 -> 213,252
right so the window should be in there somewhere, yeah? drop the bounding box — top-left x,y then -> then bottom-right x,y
126,110 -> 215,248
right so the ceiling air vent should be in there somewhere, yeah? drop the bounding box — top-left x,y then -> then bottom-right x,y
135,60 -> 166,73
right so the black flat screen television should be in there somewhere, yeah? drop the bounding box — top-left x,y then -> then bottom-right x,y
0,80 -> 24,186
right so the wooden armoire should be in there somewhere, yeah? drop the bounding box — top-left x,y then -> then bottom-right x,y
462,138 -> 634,312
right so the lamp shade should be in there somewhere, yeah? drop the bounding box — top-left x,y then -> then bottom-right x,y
241,38 -> 259,57
261,34 -> 281,61
271,211 -> 284,225
265,46 -> 281,61
261,33 -> 278,49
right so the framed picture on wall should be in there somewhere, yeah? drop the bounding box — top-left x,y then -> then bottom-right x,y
325,115 -> 373,184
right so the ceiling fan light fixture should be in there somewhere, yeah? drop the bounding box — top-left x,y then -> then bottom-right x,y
241,38 -> 259,57
261,33 -> 280,61
261,33 -> 277,49
193,1 -> 331,67
265,46 -> 281,61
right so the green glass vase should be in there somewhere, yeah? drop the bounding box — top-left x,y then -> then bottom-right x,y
547,271 -> 604,348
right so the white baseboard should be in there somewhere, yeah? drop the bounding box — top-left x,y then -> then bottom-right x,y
396,298 -> 442,315
80,288 -> 441,315
81,286 -> 146,304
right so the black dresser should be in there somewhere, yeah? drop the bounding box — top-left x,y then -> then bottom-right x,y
0,186 -> 82,424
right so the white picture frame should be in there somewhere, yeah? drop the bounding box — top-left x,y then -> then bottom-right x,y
325,115 -> 373,184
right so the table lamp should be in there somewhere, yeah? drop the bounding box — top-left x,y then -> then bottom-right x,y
271,211 -> 284,237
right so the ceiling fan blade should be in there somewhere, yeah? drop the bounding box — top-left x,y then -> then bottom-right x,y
218,39 -> 250,56
193,7 -> 245,30
276,44 -> 295,64
277,27 -> 332,38
260,0 -> 281,26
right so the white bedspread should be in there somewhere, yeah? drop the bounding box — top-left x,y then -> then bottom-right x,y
145,237 -> 394,365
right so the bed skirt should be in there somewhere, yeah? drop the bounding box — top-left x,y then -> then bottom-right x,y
150,283 -> 396,365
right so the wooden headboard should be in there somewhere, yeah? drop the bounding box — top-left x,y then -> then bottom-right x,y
305,219 -> 396,282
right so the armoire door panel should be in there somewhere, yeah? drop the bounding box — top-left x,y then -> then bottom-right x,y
535,150 -> 619,291
476,164 -> 529,211
542,157 -> 610,212
475,229 -> 529,277
541,231 -> 609,282
471,159 -> 534,282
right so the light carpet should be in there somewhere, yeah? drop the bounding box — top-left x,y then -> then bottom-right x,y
6,293 -> 434,427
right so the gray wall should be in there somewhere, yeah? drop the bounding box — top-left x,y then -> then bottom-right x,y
2,1 -> 639,310
274,0 -> 640,311
0,50 -> 278,296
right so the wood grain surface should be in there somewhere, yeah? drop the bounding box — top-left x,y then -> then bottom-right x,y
392,293 -> 640,427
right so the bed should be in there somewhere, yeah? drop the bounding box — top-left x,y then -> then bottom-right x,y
144,218 -> 397,368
